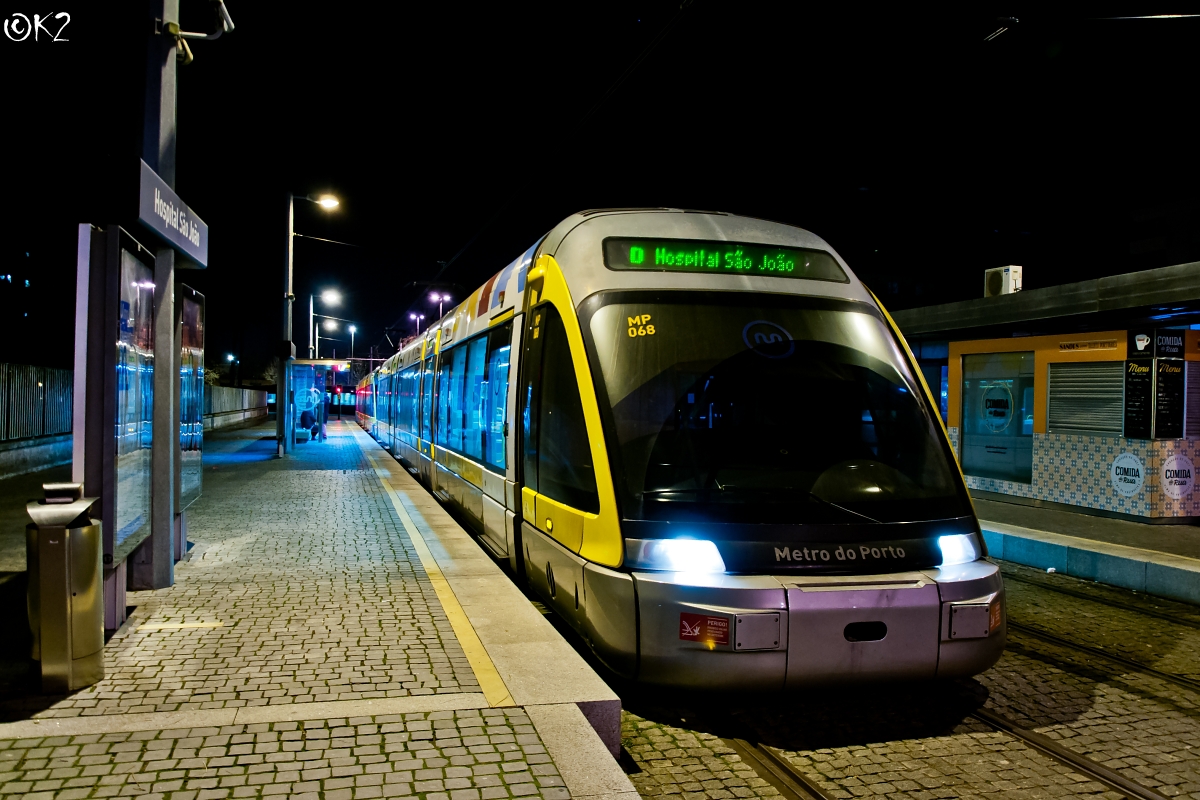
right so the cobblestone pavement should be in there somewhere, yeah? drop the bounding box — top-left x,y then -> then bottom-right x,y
605,560 -> 1200,800
0,708 -> 568,800
0,425 -> 479,719
620,713 -> 778,799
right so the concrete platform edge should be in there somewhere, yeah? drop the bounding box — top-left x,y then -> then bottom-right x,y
981,519 -> 1200,605
526,703 -> 638,799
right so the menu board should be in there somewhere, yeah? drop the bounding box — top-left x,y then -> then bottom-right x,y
1124,360 -> 1152,439
1155,358 -> 1185,439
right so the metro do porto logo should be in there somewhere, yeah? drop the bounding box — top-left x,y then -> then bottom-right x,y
4,11 -> 70,41
742,320 -> 794,359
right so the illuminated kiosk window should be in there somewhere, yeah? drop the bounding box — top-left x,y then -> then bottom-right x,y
961,352 -> 1034,483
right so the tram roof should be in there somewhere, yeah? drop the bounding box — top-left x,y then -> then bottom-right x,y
892,259 -> 1200,341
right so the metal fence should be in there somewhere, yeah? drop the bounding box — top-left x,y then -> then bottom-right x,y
0,363 -> 72,442
204,386 -> 269,416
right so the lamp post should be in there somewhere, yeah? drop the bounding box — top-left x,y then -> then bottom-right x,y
309,288 -> 341,359
311,312 -> 353,359
409,313 -> 425,335
280,192 -> 339,456
225,353 -> 240,387
349,325 -> 356,359
430,292 -> 452,319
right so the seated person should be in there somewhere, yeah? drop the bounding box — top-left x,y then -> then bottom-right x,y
299,408 -> 319,439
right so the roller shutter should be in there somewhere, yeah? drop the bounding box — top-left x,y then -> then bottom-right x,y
1047,361 -> 1124,434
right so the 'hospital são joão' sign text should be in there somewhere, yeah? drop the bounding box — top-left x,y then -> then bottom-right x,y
137,160 -> 208,267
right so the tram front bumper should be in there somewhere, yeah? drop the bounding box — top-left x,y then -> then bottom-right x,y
632,560 -> 1005,689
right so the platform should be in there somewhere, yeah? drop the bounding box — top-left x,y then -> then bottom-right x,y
976,495 -> 1200,606
0,421 -> 635,800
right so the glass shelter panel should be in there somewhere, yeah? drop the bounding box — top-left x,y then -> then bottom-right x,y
960,352 -> 1035,483
179,293 -> 204,509
115,251 -> 154,548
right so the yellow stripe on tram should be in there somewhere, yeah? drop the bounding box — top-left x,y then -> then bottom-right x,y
364,452 -> 515,708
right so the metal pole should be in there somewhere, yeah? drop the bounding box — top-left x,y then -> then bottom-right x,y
351,329 -> 355,359
278,192 -> 294,456
135,0 -> 180,590
309,294 -> 314,359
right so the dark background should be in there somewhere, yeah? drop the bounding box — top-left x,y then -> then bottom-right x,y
3,4 -> 1198,377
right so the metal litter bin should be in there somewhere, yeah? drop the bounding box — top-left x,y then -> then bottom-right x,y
26,482 -> 104,692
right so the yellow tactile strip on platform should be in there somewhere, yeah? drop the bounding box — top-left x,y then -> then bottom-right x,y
363,452 -> 516,709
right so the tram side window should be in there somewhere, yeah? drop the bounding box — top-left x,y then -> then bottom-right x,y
378,374 -> 390,426
534,306 -> 599,513
437,345 -> 468,450
397,364 -> 419,435
408,365 -> 420,436
484,324 -> 512,470
421,356 -> 434,441
463,336 -> 488,460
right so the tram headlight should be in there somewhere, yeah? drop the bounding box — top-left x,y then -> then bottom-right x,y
938,533 -> 982,566
626,538 -> 726,573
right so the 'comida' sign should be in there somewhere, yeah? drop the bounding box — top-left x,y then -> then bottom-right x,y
137,160 -> 208,267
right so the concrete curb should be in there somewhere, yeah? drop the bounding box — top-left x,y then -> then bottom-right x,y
981,519 -> 1200,605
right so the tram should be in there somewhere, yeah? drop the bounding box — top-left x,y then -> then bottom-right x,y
357,209 -> 1005,688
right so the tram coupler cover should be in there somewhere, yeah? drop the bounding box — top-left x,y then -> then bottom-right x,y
26,483 -> 105,693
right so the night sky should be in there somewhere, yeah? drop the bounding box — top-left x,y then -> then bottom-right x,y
5,5 -> 1199,377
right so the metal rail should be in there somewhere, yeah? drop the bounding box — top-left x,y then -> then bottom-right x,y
727,710 -> 1171,800
1009,620 -> 1200,695
731,715 -> 1170,800
971,707 -> 1171,800
1003,571 -> 1200,631
722,738 -> 835,800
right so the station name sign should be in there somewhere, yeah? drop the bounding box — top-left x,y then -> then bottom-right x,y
137,160 -> 208,267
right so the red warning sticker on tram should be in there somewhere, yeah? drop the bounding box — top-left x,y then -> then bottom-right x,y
680,613 -> 729,646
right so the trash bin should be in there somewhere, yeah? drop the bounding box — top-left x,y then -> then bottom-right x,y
26,482 -> 104,693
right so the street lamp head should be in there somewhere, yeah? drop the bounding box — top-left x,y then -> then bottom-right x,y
410,313 -> 417,320
317,195 -> 339,210
323,319 -> 337,331
226,354 -> 234,362
348,325 -> 356,334
320,289 -> 341,306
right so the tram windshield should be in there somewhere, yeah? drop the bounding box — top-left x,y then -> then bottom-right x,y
583,292 -> 971,525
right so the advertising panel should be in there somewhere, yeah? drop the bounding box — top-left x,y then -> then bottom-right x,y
115,250 -> 154,550
179,287 -> 205,509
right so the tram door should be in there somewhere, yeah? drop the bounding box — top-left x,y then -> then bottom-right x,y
518,303 -> 599,628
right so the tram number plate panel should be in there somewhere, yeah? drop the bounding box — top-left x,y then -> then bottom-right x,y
949,604 -> 991,639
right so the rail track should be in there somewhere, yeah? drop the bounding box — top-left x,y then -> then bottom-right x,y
1008,620 -> 1200,695
1002,570 -> 1200,631
724,705 -> 1173,800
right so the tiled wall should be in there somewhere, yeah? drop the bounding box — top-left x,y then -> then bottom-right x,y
947,426 -> 1200,519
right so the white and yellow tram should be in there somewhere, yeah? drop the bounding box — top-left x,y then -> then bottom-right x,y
357,209 -> 1005,688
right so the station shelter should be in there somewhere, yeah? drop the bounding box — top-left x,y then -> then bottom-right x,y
891,260 -> 1200,522
286,359 -> 349,443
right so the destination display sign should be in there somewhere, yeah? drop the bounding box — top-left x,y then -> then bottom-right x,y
1155,358 -> 1185,439
1124,360 -> 1153,439
603,237 -> 848,283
